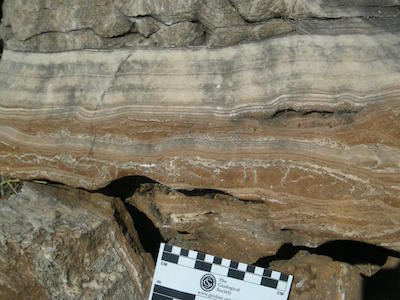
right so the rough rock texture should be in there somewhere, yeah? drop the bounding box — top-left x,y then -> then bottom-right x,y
1,31 -> 400,194
127,183 -> 400,261
270,251 -> 363,300
1,12 -> 400,254
0,183 -> 154,300
0,0 -> 295,51
0,1 -> 400,299
2,0 -> 400,51
230,0 -> 400,21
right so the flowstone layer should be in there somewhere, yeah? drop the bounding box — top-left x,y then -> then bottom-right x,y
128,183 -> 400,260
1,33 -> 400,196
1,1 -> 400,299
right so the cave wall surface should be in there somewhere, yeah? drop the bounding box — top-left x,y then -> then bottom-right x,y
0,1 -> 400,299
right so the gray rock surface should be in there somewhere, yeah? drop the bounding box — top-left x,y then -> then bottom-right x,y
230,0 -> 400,21
0,183 -> 154,300
2,0 -> 398,51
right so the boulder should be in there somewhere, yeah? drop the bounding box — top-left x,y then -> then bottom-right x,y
270,251 -> 363,300
0,183 -> 154,299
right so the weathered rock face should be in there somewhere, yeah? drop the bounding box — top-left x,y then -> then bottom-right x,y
2,0 -> 400,51
1,1 -> 400,298
270,251 -> 363,300
1,29 -> 400,252
230,0 -> 400,21
0,0 -> 295,51
1,32 -> 400,195
0,183 -> 154,300
1,5 -> 400,256
127,183 -> 400,261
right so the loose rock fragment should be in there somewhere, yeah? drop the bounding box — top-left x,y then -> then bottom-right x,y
270,251 -> 363,300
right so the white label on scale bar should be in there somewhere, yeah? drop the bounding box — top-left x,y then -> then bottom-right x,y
148,243 -> 293,300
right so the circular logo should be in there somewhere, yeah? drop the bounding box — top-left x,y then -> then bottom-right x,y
200,274 -> 216,292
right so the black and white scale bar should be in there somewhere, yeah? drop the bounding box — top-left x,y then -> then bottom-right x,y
161,243 -> 290,291
148,243 -> 293,300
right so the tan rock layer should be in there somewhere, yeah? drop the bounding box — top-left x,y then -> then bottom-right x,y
127,183 -> 400,261
270,251 -> 363,300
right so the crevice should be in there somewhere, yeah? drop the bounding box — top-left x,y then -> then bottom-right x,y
2,2 -> 400,53
113,206 -> 128,237
363,262 -> 400,300
95,176 -> 165,261
96,176 -> 157,199
22,176 -> 165,261
21,27 -> 107,42
177,188 -> 231,198
225,0 -> 251,24
26,176 -> 400,276
0,0 -> 3,59
253,241 -> 400,300
124,203 -> 165,261
253,240 -> 400,268
89,50 -> 133,157
96,50 -> 133,109
270,108 -> 358,119
177,230 -> 190,235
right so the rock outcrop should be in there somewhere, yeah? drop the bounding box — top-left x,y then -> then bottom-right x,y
1,3 -> 400,256
1,23 -> 400,252
0,183 -> 154,300
1,32 -> 400,197
1,0 -> 400,299
270,251 -> 363,300
2,0 -> 400,51
127,183 -> 400,261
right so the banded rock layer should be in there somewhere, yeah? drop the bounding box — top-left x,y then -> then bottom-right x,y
127,183 -> 400,261
0,19 -> 400,252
